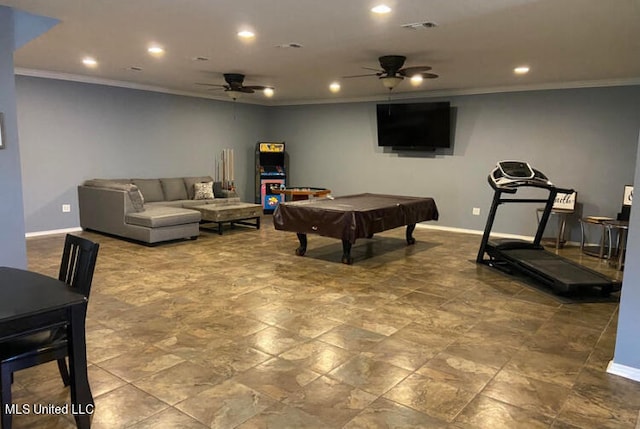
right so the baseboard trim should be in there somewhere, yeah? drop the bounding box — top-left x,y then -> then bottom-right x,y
416,223 -> 535,242
606,360 -> 640,383
25,223 -> 589,248
25,227 -> 83,238
415,223 -> 588,247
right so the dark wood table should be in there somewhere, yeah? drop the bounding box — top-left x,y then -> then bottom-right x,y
0,267 -> 93,428
273,193 -> 439,264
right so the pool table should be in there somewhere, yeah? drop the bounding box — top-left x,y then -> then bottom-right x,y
273,193 -> 439,264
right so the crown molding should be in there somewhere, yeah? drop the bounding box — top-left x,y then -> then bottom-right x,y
15,67 -> 640,107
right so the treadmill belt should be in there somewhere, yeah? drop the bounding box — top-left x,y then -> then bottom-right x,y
500,249 -> 613,286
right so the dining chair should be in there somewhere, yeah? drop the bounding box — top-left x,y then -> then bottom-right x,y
0,234 -> 99,428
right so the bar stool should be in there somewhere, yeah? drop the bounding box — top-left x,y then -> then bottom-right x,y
603,219 -> 629,270
536,208 -> 572,249
537,191 -> 577,250
579,216 -> 614,259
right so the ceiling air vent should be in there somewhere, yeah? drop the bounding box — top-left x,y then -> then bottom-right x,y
401,22 -> 438,30
275,42 -> 303,49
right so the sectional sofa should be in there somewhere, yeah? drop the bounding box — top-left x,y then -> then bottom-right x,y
78,176 -> 240,244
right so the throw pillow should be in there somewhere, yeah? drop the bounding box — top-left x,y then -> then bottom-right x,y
193,182 -> 214,200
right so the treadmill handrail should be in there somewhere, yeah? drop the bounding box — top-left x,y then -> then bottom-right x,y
487,174 -> 573,195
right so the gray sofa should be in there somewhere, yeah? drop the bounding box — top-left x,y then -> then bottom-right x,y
78,176 -> 240,244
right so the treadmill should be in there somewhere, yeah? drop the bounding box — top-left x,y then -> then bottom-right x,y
476,161 -> 620,295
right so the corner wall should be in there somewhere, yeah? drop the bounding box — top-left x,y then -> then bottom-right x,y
609,129 -> 640,380
0,7 -> 27,267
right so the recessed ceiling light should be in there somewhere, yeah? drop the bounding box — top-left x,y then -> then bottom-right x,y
238,30 -> 255,39
514,66 -> 530,75
410,75 -> 423,85
148,45 -> 165,56
371,4 -> 392,14
263,88 -> 274,97
82,57 -> 97,67
329,82 -> 341,93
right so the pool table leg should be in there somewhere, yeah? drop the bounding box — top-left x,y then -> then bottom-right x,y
341,240 -> 353,265
406,224 -> 416,245
295,233 -> 307,256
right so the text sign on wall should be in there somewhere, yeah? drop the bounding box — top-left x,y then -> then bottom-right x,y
553,192 -> 577,211
623,186 -> 633,206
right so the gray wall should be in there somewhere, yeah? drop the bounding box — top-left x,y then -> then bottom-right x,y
8,68 -> 640,380
16,76 -> 269,232
613,130 -> 640,370
0,7 -> 27,268
269,87 -> 640,240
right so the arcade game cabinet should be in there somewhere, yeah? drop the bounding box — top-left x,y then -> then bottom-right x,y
255,142 -> 288,213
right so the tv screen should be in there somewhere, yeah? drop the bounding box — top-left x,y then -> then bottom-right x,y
376,102 -> 451,149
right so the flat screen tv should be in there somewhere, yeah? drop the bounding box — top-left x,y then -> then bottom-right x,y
376,102 -> 451,149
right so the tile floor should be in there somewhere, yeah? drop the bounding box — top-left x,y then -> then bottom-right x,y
9,217 -> 640,428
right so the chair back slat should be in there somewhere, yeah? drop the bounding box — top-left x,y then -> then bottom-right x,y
58,234 -> 99,297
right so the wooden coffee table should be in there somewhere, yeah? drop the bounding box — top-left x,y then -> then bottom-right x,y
192,203 -> 262,235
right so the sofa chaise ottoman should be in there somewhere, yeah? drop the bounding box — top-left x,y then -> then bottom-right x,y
78,176 -> 242,244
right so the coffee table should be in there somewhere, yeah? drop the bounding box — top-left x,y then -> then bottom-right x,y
192,203 -> 262,235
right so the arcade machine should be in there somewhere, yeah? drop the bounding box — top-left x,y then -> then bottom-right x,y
255,142 -> 288,213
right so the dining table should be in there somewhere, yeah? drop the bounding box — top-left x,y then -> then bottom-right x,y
0,266 -> 93,428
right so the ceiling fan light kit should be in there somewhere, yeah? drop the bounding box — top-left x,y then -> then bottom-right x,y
381,76 -> 403,89
343,54 -> 439,91
198,73 -> 273,100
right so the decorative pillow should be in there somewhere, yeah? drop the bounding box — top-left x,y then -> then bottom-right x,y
193,182 -> 215,200
129,188 -> 145,212
184,176 -> 214,199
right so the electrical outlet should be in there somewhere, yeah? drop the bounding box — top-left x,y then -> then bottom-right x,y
472,207 -> 481,216
62,204 -> 71,213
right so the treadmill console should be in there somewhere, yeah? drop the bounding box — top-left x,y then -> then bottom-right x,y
490,160 -> 551,189
497,161 -> 535,179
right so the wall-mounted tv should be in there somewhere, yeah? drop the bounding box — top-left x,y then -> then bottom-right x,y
376,102 -> 451,149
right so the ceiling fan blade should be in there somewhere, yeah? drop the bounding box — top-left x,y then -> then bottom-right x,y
399,66 -> 433,76
238,87 -> 255,93
195,82 -> 226,87
419,72 -> 439,79
343,72 -> 380,78
244,85 -> 271,91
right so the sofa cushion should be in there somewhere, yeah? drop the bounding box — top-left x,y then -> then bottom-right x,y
83,180 -> 145,212
184,176 -> 214,199
194,182 -> 215,200
125,206 -> 201,228
161,178 -> 188,201
132,179 -> 164,203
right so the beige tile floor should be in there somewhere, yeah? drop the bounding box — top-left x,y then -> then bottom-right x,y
8,216 -> 639,428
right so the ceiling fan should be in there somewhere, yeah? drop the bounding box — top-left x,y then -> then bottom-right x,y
197,73 -> 274,99
344,55 -> 438,90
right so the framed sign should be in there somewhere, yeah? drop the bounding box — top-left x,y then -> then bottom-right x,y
623,185 -> 633,206
553,191 -> 577,211
0,112 -> 5,149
